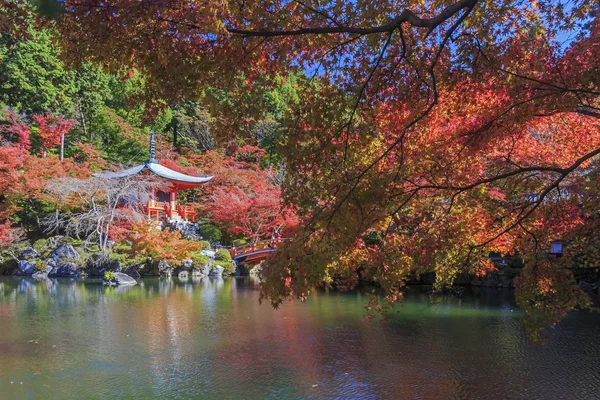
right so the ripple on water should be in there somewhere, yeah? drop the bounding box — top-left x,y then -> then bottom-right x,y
0,278 -> 599,399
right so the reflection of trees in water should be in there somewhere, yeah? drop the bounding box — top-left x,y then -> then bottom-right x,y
2,277 -> 593,398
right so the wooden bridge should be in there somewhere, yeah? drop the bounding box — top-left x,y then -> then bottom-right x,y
229,239 -> 286,267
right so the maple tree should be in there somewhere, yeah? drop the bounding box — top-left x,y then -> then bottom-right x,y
129,222 -> 202,265
156,149 -> 298,242
207,184 -> 296,242
0,112 -> 104,246
5,0 -> 600,337
32,113 -> 74,159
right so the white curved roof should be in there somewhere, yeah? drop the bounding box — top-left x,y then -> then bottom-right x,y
94,162 -> 213,184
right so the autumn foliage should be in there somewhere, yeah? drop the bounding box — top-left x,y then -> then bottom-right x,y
2,0 -> 600,338
32,113 -> 73,157
129,223 -> 202,265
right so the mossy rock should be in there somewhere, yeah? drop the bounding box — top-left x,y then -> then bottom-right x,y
33,239 -> 51,258
33,259 -> 48,272
213,260 -> 236,275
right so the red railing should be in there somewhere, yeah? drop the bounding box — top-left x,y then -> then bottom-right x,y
144,202 -> 199,222
230,238 -> 286,259
145,202 -> 165,222
163,203 -> 172,218
177,205 -> 198,222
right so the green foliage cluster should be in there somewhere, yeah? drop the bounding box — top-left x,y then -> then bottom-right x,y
34,258 -> 47,272
213,260 -> 235,275
0,25 -> 75,115
198,224 -> 222,243
212,250 -> 235,275
232,239 -> 249,247
199,240 -> 211,250
190,251 -> 209,269
32,239 -> 50,258
103,270 -> 116,282
215,249 -> 232,262
109,241 -> 146,268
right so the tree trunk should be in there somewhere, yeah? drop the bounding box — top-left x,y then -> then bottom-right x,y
60,133 -> 65,161
173,117 -> 178,148
78,98 -> 89,141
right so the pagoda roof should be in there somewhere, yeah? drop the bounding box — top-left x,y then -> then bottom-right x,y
93,131 -> 213,188
94,161 -> 213,185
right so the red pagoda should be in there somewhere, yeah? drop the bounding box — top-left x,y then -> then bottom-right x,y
94,131 -> 213,222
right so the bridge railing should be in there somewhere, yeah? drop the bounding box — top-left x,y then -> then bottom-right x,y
230,238 -> 287,258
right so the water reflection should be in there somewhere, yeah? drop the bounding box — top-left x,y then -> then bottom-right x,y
0,277 -> 599,399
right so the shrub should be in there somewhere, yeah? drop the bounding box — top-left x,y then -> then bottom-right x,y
213,260 -> 236,275
34,259 -> 48,272
109,241 -> 146,267
83,243 -> 102,253
232,239 -> 249,247
104,271 -> 116,282
191,252 -> 209,269
73,247 -> 90,268
215,249 -> 232,262
62,237 -> 83,246
199,240 -> 212,250
198,224 -> 222,243
33,239 -> 50,258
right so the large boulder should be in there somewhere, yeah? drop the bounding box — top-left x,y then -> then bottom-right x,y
49,262 -> 84,278
0,257 -> 18,275
178,270 -> 189,280
158,260 -> 172,277
162,221 -> 202,240
201,261 -> 212,276
32,265 -> 53,280
114,272 -> 137,285
248,264 -> 262,278
191,269 -> 206,278
19,247 -> 39,260
85,257 -> 122,277
123,267 -> 141,279
16,260 -> 35,276
51,245 -> 80,261
209,265 -> 224,277
104,272 -> 137,286
181,259 -> 193,270
201,250 -> 216,259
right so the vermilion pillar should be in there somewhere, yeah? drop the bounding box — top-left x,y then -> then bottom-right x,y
170,190 -> 176,211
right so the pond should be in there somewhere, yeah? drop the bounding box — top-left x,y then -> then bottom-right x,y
0,277 -> 599,399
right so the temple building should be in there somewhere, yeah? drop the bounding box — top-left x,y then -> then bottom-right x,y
94,132 -> 213,222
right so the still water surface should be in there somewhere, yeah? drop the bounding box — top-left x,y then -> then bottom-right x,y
0,277 -> 599,399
